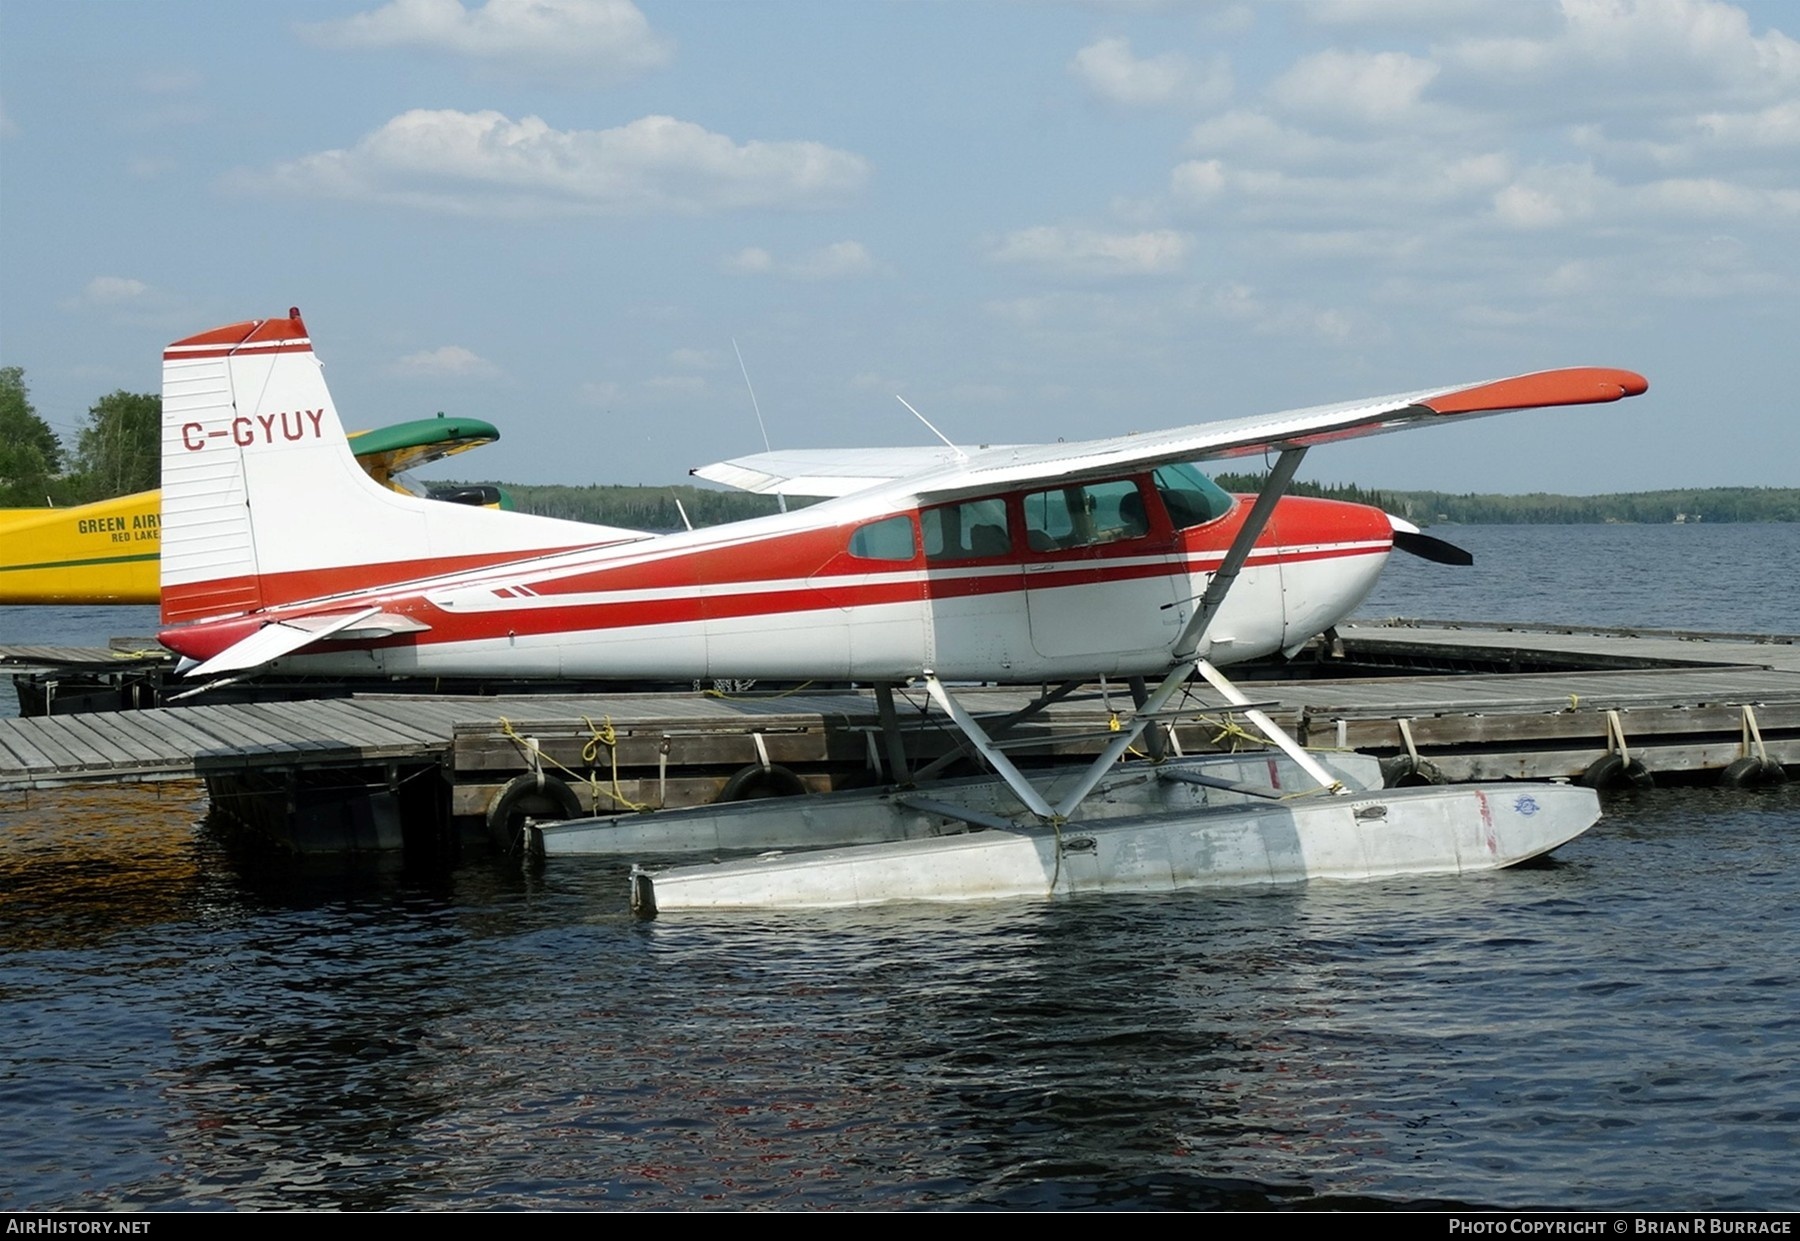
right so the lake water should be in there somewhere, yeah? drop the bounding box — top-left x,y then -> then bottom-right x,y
1,524 -> 1796,1211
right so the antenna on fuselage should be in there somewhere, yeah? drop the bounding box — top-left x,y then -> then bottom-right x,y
674,495 -> 694,532
896,395 -> 967,462
732,338 -> 786,514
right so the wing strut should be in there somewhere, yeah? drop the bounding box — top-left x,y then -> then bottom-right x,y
1192,658 -> 1344,793
922,674 -> 1059,820
922,446 -> 1343,824
1175,446 -> 1307,661
1043,447 -> 1343,813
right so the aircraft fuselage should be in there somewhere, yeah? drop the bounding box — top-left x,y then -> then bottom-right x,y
157,477 -> 1392,684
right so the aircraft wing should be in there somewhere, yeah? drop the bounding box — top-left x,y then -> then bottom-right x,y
692,445 -> 977,497
694,368 -> 1646,500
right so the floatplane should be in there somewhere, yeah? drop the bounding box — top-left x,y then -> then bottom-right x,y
154,309 -> 1647,915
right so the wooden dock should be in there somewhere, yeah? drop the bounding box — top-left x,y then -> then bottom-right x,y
3,620 -> 1795,852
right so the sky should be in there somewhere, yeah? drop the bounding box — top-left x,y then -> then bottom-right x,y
1,0 -> 1796,496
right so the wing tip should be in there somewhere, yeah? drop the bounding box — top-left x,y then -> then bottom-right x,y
1425,367 -> 1648,416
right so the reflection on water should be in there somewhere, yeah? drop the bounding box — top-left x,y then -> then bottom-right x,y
3,782 -> 1796,1210
0,782 -> 211,953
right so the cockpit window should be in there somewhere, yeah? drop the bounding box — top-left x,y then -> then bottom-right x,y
922,498 -> 1011,562
1153,463 -> 1235,529
1023,479 -> 1150,551
847,514 -> 917,562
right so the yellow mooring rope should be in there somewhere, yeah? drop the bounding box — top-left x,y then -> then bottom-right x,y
496,714 -> 651,814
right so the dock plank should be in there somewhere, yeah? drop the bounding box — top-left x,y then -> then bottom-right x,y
129,710 -> 264,765
53,712 -> 170,766
232,701 -> 402,755
169,706 -> 311,757
0,721 -> 64,773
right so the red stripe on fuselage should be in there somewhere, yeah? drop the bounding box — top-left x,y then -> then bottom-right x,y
159,546 -> 599,625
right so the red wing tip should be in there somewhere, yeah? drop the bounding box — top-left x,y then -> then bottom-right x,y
1425,367 -> 1648,416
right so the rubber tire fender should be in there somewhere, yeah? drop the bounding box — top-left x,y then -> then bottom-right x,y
1719,756 -> 1787,788
716,763 -> 808,803
1579,753 -> 1654,791
486,772 -> 584,838
1379,755 -> 1448,788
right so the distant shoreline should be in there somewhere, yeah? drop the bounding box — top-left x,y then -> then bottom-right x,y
467,478 -> 1800,529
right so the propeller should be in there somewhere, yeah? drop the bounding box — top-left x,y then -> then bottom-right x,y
1388,515 -> 1473,566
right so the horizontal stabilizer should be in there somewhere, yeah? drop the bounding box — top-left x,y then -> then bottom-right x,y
188,606 -> 385,677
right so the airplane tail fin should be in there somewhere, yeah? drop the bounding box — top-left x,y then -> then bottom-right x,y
160,309 -> 646,626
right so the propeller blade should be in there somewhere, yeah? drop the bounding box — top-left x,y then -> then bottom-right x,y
1392,529 -> 1474,566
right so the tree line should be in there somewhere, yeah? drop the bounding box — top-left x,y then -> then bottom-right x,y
497,475 -> 1800,530
1382,487 -> 1800,525
0,368 -> 159,507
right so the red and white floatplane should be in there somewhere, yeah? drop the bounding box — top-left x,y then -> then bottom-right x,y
154,309 -> 1647,916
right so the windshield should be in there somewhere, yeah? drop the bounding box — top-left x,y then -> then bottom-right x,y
1152,463 -> 1235,529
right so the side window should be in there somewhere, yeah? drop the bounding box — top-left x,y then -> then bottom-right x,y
1023,479 -> 1150,551
922,498 -> 1011,562
847,515 -> 917,562
1153,463 -> 1235,529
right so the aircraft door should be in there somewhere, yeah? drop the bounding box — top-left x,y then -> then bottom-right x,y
1022,479 -> 1183,667
804,513 -> 930,678
918,497 -> 1027,677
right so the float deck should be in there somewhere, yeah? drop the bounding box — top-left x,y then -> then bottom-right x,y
2,621 -> 1794,851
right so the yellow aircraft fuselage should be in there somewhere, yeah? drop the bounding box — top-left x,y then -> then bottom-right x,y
0,493 -> 163,604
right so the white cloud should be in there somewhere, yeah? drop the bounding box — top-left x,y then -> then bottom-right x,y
1491,162 -> 1609,229
1302,0 -> 1550,35
1638,176 -> 1800,218
1167,149 -> 1510,225
790,240 -> 878,279
1488,161 -> 1800,231
849,370 -> 908,393
59,275 -> 197,326
1693,99 -> 1800,148
988,226 -> 1191,277
1169,158 -> 1227,204
392,345 -> 500,378
238,110 -> 871,217
723,247 -> 775,274
1441,0 -> 1800,115
300,0 -> 672,83
137,69 -> 202,94
80,277 -> 150,305
580,379 -> 626,406
1070,37 -> 1232,110
1207,282 -> 1361,342
668,348 -> 720,370
722,240 -> 879,279
1267,49 -> 1441,128
1186,110 -> 1341,165
643,375 -> 706,396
